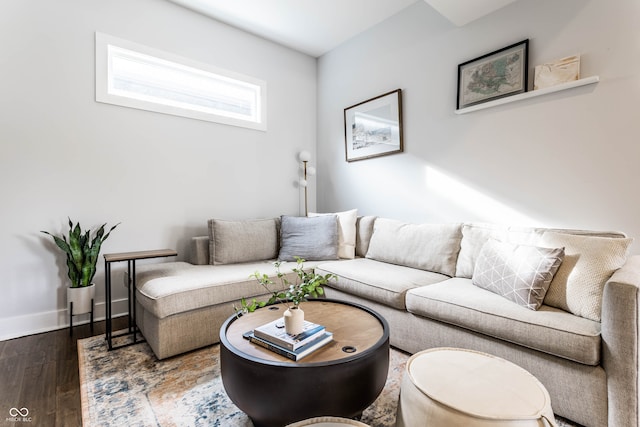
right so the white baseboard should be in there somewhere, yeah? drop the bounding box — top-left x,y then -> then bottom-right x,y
0,298 -> 129,341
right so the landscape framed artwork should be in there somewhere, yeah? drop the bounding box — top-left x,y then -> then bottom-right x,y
344,89 -> 403,162
457,39 -> 529,110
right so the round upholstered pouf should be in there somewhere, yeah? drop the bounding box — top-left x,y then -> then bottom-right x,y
396,348 -> 557,427
286,416 -> 370,427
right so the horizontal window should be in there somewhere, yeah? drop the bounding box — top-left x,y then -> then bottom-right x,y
95,32 -> 266,131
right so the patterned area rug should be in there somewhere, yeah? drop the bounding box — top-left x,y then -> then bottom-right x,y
78,334 -> 579,426
78,334 -> 407,427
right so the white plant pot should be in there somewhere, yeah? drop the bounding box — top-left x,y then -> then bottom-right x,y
284,306 -> 304,335
67,283 -> 95,315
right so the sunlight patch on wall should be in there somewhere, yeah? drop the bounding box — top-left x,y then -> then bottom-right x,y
425,166 -> 542,226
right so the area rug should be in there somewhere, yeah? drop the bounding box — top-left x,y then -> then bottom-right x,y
78,334 -> 407,427
78,334 -> 579,427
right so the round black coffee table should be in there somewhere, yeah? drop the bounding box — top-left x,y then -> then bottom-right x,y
219,299 -> 390,427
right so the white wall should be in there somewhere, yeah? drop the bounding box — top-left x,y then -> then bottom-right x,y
317,0 -> 640,253
0,0 -> 316,339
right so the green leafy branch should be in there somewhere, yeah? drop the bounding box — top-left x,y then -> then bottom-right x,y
235,256 -> 335,316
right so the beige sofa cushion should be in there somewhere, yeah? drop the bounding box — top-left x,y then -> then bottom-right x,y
208,218 -> 279,265
406,278 -> 602,365
365,218 -> 462,277
135,260 -> 322,319
316,258 -> 449,310
541,232 -> 632,321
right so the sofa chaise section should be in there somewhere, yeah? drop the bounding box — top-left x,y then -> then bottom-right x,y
133,216 -> 325,360
133,214 -> 349,359
135,260 -> 304,359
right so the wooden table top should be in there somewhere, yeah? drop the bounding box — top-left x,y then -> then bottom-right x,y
224,299 -> 387,365
103,249 -> 177,262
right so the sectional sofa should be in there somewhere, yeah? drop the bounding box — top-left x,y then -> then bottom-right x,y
132,211 -> 639,427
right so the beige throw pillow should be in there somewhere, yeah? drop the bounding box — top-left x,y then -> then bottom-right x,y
472,239 -> 565,310
309,209 -> 357,259
541,231 -> 632,321
208,218 -> 279,265
365,218 -> 462,277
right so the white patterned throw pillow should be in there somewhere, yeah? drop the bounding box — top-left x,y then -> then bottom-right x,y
472,239 -> 565,310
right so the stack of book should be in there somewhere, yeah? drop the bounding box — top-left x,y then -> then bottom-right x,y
244,318 -> 333,361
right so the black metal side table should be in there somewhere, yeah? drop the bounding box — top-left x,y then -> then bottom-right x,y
104,249 -> 177,350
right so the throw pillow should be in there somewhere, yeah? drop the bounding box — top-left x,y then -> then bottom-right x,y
455,223 -> 548,278
278,215 -> 339,261
308,209 -> 357,259
365,218 -> 462,277
472,239 -> 565,310
455,223 -> 509,278
540,231 -> 632,321
208,218 -> 279,265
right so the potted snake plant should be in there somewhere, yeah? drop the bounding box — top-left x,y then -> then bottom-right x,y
42,218 -> 118,314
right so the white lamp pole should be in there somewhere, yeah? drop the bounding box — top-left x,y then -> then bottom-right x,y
298,151 -> 313,216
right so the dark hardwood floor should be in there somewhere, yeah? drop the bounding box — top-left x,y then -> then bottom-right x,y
0,317 -> 129,427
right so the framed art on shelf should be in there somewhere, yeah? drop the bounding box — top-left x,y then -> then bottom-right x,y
457,39 -> 529,110
344,89 -> 403,162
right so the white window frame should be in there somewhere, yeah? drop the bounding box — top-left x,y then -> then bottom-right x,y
95,32 -> 267,131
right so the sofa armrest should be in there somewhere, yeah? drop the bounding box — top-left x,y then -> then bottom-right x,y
189,236 -> 209,265
601,255 -> 640,427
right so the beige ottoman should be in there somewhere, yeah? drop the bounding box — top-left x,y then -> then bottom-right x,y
286,416 -> 370,426
396,348 -> 557,427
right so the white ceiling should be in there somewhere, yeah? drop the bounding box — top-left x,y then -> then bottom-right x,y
167,0 -> 519,57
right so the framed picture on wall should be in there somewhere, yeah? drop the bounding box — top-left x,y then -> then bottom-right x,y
457,39 -> 529,110
344,89 -> 403,162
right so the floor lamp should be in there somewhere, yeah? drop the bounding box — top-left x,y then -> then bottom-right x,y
298,150 -> 315,216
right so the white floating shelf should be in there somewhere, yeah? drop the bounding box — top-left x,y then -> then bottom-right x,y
455,76 -> 600,114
